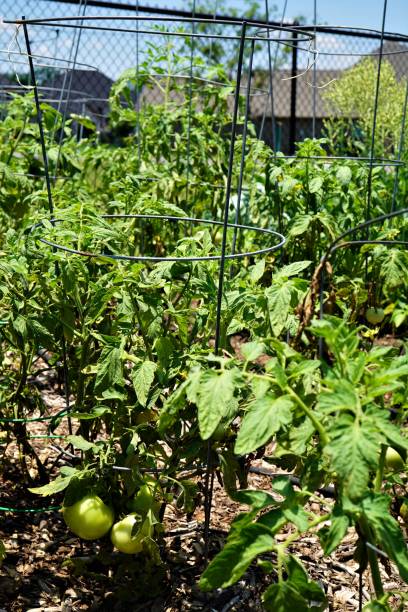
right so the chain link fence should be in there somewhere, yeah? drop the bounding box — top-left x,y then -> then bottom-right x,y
1,0 -> 407,152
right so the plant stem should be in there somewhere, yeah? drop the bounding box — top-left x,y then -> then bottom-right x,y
358,516 -> 384,599
286,386 -> 329,446
374,444 -> 386,492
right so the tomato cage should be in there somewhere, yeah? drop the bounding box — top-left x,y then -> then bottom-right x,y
0,13 -> 306,548
1,1 -> 407,559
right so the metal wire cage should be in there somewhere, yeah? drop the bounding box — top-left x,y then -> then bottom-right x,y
0,14 -> 298,536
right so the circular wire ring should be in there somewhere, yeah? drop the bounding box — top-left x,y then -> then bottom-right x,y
7,16 -> 316,45
30,214 -> 286,262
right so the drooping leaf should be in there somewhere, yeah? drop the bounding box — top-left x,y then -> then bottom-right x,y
28,473 -> 78,497
250,259 -> 265,283
361,493 -> 408,583
263,555 -> 326,611
235,395 -> 293,455
325,413 -> 380,501
94,346 -> 124,398
199,523 -> 275,591
65,435 -> 100,453
266,283 -> 292,336
197,368 -> 237,440
132,360 -> 157,406
319,505 -> 350,554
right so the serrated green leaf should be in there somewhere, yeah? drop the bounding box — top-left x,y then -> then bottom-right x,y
65,435 -> 99,452
309,176 -> 323,194
336,166 -> 352,185
275,260 -> 312,281
235,395 -> 293,455
362,493 -> 408,583
325,413 -> 380,501
199,523 -> 275,591
263,555 -> 326,611
132,360 -> 157,406
250,259 -> 265,283
266,283 -> 292,336
241,341 -> 265,362
94,346 -> 124,397
318,379 -> 359,415
28,474 -> 76,497
197,368 -> 237,440
289,214 -> 312,237
319,505 -> 350,554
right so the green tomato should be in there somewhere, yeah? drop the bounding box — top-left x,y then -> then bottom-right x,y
385,447 -> 405,472
399,502 -> 408,524
63,494 -> 114,540
212,423 -> 227,441
365,307 -> 385,325
111,513 -> 146,554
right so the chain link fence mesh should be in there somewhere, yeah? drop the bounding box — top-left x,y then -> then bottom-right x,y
1,1 -> 407,152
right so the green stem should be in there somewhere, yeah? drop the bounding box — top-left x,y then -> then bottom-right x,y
132,300 -> 153,361
374,444 -> 386,492
286,386 -> 329,447
358,516 -> 384,599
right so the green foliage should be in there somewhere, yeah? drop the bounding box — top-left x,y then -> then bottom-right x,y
322,58 -> 407,158
0,38 -> 407,611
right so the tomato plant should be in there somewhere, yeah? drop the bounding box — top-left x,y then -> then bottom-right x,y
0,38 -> 407,612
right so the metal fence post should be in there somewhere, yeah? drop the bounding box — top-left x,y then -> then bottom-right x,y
289,22 -> 298,155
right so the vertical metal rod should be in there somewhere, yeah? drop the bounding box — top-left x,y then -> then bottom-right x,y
208,0 -> 219,63
256,0 -> 288,149
135,0 -> 141,168
247,0 -> 287,210
365,0 -> 387,228
214,22 -> 247,354
22,18 -> 54,215
265,0 -> 276,151
391,77 -> 408,212
312,0 -> 317,139
22,18 -> 72,437
51,0 -> 86,146
288,25 -> 298,155
231,37 -> 255,258
185,0 -> 196,207
318,265 -> 325,359
54,0 -> 88,177
203,22 -> 248,560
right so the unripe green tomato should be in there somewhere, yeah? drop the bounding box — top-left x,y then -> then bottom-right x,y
399,502 -> 408,524
111,513 -> 145,554
212,423 -> 227,441
365,307 -> 385,325
63,494 -> 114,540
385,447 -> 405,472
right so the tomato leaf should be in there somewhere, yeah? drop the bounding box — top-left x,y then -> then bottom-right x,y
235,395 -> 293,455
197,368 -> 237,440
199,523 -> 275,591
361,493 -> 408,583
132,360 -> 157,406
325,413 -> 380,501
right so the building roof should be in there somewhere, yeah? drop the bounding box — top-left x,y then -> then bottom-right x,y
372,41 -> 408,81
250,69 -> 342,119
